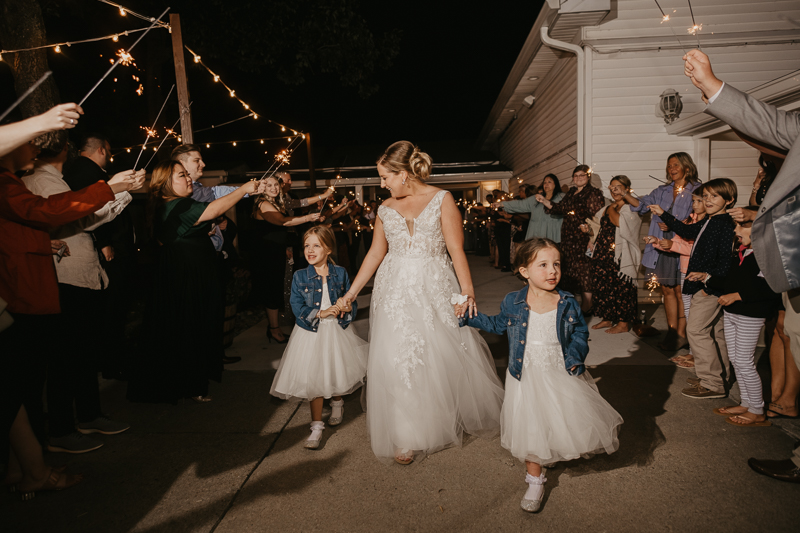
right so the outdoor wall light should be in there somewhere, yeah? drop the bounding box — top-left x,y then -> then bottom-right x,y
656,89 -> 683,124
522,94 -> 536,108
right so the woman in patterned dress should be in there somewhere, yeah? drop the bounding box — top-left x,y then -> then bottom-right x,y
535,165 -> 604,313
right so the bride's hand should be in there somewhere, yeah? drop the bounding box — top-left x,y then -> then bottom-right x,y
456,296 -> 477,319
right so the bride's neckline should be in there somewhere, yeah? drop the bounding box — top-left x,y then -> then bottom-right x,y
382,190 -> 443,221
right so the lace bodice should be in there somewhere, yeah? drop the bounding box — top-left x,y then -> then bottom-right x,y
378,190 -> 449,258
522,309 -> 562,370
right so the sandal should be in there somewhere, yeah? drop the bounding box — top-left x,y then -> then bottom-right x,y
767,409 -> 800,419
6,465 -> 67,493
676,358 -> 695,368
725,415 -> 772,427
18,467 -> 83,501
394,449 -> 414,465
669,355 -> 689,363
713,406 -> 746,416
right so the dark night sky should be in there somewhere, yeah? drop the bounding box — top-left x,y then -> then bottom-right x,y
1,0 -> 543,172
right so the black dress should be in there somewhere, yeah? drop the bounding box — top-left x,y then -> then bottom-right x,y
128,198 -> 223,403
250,212 -> 289,310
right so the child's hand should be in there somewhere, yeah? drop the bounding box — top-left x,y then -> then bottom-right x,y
658,238 -> 673,251
717,293 -> 742,306
648,204 -> 665,217
685,272 -> 708,282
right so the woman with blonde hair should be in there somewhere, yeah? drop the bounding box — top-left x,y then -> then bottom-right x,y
337,141 -> 503,465
251,175 -> 324,343
128,161 -> 259,403
622,152 -> 701,351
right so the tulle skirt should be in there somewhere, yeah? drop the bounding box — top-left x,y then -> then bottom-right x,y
366,253 -> 504,462
501,366 -> 622,464
270,320 -> 368,401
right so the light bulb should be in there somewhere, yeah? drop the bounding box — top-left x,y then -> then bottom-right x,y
243,104 -> 249,109
113,35 -> 119,42
110,157 -> 114,162
213,75 -> 219,82
281,126 -> 286,132
153,147 -> 157,151
206,144 -> 210,148
194,55 -> 201,63
302,134 -> 306,139
260,140 -> 264,144
229,90 -> 235,97
119,7 -> 126,16
253,114 -> 258,119
54,45 -> 61,53
233,142 -> 237,147
126,148 -> 131,153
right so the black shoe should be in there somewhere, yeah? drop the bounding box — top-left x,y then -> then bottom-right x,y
267,327 -> 289,344
222,356 -> 241,364
748,458 -> 800,483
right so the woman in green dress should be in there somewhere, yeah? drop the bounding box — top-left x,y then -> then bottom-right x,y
498,174 -> 564,242
128,161 -> 259,403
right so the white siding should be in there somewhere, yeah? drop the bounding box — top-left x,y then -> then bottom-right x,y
710,139 -> 760,207
584,0 -> 800,42
497,56 -> 581,192
589,42 -> 800,198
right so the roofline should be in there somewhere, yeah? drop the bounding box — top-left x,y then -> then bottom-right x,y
475,3 -> 555,150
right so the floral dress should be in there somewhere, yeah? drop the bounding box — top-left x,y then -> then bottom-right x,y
591,211 -> 638,324
546,185 -> 605,294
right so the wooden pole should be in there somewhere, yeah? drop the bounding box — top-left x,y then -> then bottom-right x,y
170,13 -> 194,144
306,132 -> 316,193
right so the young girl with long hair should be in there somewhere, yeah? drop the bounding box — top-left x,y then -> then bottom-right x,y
270,226 -> 368,449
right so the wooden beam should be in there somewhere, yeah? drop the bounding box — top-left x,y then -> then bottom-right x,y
170,13 -> 194,144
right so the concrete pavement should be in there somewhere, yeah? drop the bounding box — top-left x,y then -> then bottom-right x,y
4,255 -> 799,532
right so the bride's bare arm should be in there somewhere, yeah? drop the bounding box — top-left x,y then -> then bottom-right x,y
441,192 -> 477,317
338,215 -> 388,309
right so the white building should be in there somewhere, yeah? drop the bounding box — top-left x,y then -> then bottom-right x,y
478,0 -> 800,203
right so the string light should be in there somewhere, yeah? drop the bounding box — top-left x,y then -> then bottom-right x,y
193,55 -> 201,63
112,35 -> 119,42
0,27 -> 153,56
119,6 -> 126,16
54,45 -> 61,53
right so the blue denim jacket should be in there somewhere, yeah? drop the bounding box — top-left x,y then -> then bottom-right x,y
460,287 -> 589,381
290,262 -> 356,332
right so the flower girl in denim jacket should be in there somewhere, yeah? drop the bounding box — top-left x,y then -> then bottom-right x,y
270,226 -> 368,449
456,238 -> 622,513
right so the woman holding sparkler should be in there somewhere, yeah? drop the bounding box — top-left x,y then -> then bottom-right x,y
622,153 -> 701,351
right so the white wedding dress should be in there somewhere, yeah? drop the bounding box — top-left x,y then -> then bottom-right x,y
367,190 -> 504,462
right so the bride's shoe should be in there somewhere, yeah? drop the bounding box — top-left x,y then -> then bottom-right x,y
394,448 -> 414,465
329,399 -> 345,426
304,421 -> 325,449
520,472 -> 546,512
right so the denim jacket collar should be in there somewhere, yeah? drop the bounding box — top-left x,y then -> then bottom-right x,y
304,261 -> 340,282
511,285 -> 574,307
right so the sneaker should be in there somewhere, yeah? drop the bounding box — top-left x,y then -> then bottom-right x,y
48,432 -> 104,454
77,416 -> 130,435
682,384 -> 726,399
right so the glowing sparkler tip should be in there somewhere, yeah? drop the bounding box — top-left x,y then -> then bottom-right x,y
687,24 -> 703,35
116,49 -> 135,67
661,15 -> 670,23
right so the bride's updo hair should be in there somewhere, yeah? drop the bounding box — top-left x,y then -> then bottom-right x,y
376,140 -> 432,182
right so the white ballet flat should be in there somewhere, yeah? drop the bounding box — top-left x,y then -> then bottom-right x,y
304,422 -> 325,449
520,472 -> 546,513
329,399 -> 345,426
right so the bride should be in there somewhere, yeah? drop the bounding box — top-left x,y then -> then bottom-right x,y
338,141 -> 503,464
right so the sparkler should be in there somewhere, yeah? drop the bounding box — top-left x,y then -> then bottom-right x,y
133,84 -> 175,169
78,7 -> 169,106
142,101 -> 193,169
318,186 -> 336,214
0,71 -> 52,123
116,49 -> 135,67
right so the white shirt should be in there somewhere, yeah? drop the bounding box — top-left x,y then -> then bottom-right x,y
22,161 -> 131,290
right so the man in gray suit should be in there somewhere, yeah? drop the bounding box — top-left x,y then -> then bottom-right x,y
684,49 -> 800,484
